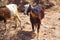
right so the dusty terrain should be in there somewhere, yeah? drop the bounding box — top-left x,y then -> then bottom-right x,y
0,0 -> 60,40
0,5 -> 60,40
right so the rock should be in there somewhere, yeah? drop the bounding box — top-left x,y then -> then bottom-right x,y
58,18 -> 60,20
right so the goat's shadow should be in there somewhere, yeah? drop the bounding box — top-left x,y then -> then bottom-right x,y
16,30 -> 36,40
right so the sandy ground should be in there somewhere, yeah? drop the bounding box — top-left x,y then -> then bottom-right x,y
0,5 -> 60,40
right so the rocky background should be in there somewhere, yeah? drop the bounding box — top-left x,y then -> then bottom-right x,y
0,0 -> 60,40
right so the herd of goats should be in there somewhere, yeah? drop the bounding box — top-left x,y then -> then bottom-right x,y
0,2 -> 45,39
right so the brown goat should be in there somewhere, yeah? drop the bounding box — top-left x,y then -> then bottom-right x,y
24,4 -> 44,39
0,4 -> 21,30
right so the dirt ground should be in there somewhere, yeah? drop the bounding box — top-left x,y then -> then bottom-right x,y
0,0 -> 60,40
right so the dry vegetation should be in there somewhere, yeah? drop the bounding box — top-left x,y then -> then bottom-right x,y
0,0 -> 60,40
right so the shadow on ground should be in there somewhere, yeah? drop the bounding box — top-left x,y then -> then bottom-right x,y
14,30 -> 36,40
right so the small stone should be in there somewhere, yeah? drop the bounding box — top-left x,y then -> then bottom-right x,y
58,18 -> 60,20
